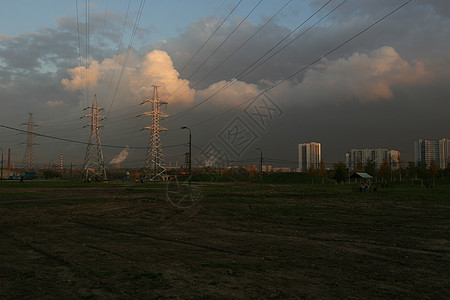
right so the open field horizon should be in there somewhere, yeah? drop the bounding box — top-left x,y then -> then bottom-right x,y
0,180 -> 449,298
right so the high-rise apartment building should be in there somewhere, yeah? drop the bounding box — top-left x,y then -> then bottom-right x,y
414,138 -> 450,169
388,150 -> 402,168
346,148 -> 401,171
440,139 -> 450,169
298,142 -> 321,172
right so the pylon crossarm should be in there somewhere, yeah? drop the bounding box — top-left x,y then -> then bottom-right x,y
83,95 -> 107,182
141,85 -> 168,181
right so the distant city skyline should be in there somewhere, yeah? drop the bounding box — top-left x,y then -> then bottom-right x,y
346,148 -> 401,171
2,131 -> 450,171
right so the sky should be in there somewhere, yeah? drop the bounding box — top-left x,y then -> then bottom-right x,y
0,0 -> 449,170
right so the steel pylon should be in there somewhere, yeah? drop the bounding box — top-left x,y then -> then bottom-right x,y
21,112 -> 37,170
139,85 -> 168,181
82,94 -> 107,182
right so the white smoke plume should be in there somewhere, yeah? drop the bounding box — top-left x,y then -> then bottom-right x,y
109,146 -> 129,164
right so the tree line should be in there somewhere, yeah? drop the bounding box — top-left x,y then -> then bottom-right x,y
306,158 -> 450,183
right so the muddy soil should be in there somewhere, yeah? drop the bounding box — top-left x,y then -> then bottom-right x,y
0,182 -> 449,298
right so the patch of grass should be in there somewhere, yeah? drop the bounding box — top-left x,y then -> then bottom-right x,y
261,172 -> 335,184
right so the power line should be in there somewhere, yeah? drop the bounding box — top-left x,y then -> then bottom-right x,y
176,0 -> 347,126
106,0 -> 145,118
177,0 -> 244,77
74,0 -> 85,107
157,0 -> 243,98
190,0 -> 413,128
188,0 -> 293,91
102,0 -> 131,117
164,0 -> 263,103
94,0 -> 250,129
0,124 -> 185,150
85,0 -> 90,102
98,0 -> 242,123
239,0 -> 349,81
169,0 -> 335,122
101,0 -> 109,41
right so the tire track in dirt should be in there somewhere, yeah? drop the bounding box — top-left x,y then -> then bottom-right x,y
0,230 -> 94,275
212,226 -> 450,258
71,220 -> 264,259
0,229 -> 119,296
83,243 -> 138,263
0,196 -> 96,204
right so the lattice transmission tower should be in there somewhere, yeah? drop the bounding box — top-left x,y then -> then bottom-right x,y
82,94 -> 107,182
139,85 -> 168,181
21,112 -> 37,169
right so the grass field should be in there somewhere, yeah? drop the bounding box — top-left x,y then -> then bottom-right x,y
0,179 -> 449,298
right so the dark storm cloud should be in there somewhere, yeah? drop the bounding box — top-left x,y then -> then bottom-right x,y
149,0 -> 449,93
307,0 -> 450,61
148,15 -> 295,88
0,30 -> 71,71
147,0 -> 449,164
0,10 -> 151,111
0,12 -> 137,166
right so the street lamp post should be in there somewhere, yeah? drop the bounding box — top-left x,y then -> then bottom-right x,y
181,126 -> 191,187
256,147 -> 262,183
0,147 -> 3,182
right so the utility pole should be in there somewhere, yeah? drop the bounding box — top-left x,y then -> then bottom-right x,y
256,147 -> 263,183
21,113 -> 37,169
139,85 -> 168,181
82,95 -> 107,182
181,126 -> 192,186
0,147 -> 3,182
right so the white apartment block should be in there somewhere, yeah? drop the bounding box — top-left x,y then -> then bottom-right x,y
298,142 -> 321,172
388,150 -> 401,168
346,148 -> 401,171
415,138 -> 450,169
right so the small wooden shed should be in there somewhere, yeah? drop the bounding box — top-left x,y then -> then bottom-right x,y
350,172 -> 373,191
349,172 -> 373,181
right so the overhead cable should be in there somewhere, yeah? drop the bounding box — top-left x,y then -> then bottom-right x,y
169,0 -> 335,122
0,124 -> 185,150
190,0 -> 413,128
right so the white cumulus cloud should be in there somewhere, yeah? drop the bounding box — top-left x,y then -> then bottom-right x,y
46,100 -> 62,107
61,60 -> 101,91
196,78 -> 261,108
292,46 -> 434,103
61,50 -> 195,106
129,50 -> 195,105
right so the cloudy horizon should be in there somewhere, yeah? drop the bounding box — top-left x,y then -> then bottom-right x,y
0,0 -> 449,169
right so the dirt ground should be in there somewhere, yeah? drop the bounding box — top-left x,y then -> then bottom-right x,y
0,181 -> 449,299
